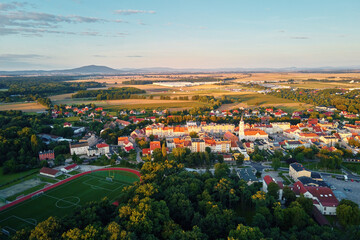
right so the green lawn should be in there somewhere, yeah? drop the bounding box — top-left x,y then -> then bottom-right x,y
303,162 -> 343,174
0,170 -> 139,236
7,183 -> 48,201
68,170 -> 81,175
232,93 -> 297,106
0,168 -> 40,190
342,162 -> 360,175
104,101 -> 210,111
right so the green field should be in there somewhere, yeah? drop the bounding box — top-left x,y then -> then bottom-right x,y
232,93 -> 297,105
0,168 -> 40,190
0,170 -> 139,236
342,162 -> 360,175
104,101 -> 210,111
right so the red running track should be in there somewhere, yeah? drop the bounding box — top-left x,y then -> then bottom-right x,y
0,168 -> 141,212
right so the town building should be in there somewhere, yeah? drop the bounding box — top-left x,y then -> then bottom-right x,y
262,175 -> 283,200
70,142 -> 89,155
289,162 -> 311,181
61,164 -> 79,173
292,181 -> 339,215
40,167 -> 62,178
39,150 -> 55,161
238,116 -> 268,141
237,168 -> 258,185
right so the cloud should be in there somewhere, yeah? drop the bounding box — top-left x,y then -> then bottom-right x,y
0,2 -> 26,11
290,36 -> 309,39
0,9 -> 108,36
127,55 -> 143,58
0,54 -> 47,61
114,9 -> 155,15
114,19 -> 128,23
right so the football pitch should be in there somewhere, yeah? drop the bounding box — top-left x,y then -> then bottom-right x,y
0,169 -> 139,236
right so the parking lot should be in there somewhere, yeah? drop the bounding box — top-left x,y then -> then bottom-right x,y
322,175 -> 360,205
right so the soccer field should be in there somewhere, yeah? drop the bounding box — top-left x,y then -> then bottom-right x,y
0,169 -> 140,236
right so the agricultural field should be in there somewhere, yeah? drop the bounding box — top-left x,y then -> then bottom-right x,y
0,169 -> 139,236
0,102 -> 46,113
342,162 -> 360,175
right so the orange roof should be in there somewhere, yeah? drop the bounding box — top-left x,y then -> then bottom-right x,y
244,129 -> 267,136
150,141 -> 161,151
299,133 -> 319,137
118,137 -> 129,141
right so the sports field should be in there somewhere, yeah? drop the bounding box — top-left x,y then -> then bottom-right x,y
0,169 -> 139,236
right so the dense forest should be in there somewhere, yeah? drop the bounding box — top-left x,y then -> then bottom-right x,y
0,111 -> 73,174
0,76 -> 103,103
269,89 -> 360,113
122,77 -> 236,85
72,87 -> 146,100
13,160 -> 360,240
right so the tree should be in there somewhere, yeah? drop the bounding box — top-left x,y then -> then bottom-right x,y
214,163 -> 230,179
153,148 -> 163,162
271,157 -> 281,170
336,199 -> 360,227
162,143 -> 167,158
228,224 -> 263,240
296,194 -> 313,215
54,154 -> 65,166
267,182 -> 280,200
283,186 -> 296,206
236,153 -> 245,166
29,216 -> 62,240
189,131 -> 199,138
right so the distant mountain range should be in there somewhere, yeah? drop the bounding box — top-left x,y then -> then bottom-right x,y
1,65 -> 360,76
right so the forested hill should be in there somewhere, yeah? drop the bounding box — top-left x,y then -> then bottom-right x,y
270,89 -> 360,113
72,87 -> 146,100
13,159 -> 360,239
0,76 -> 103,103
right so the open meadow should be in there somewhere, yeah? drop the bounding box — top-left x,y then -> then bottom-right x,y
0,102 -> 46,113
0,169 -> 139,236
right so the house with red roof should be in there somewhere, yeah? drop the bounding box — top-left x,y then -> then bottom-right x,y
262,175 -> 283,200
150,141 -> 161,154
61,164 -> 79,173
142,148 -> 151,156
40,167 -> 62,178
292,181 -> 339,215
96,143 -> 110,155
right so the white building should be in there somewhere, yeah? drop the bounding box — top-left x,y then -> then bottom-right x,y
70,142 -> 89,155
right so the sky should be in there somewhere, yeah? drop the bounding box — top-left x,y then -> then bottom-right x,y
0,0 -> 359,70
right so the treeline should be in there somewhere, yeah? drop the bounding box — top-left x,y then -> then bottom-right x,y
122,80 -> 154,85
72,87 -> 146,100
270,89 -> 360,113
0,111 -> 48,174
15,160 -> 360,239
122,77 -> 233,85
0,76 -> 103,102
0,111 -> 76,174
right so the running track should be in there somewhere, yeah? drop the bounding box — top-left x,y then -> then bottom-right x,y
0,168 -> 141,211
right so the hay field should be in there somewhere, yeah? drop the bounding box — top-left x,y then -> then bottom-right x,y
0,102 -> 46,112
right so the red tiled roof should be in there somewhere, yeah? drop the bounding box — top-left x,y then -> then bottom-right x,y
40,167 -> 59,176
97,143 -> 109,148
142,148 -> 150,155
292,181 -> 307,195
125,146 -> 134,152
263,175 -> 274,185
306,187 -> 339,207
64,164 -> 78,170
150,141 -> 161,151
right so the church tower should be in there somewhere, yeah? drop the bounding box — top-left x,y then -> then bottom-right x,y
239,115 -> 245,140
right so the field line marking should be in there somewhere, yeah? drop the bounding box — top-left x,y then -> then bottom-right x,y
13,215 -> 37,226
43,194 -> 82,207
0,174 -> 87,215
